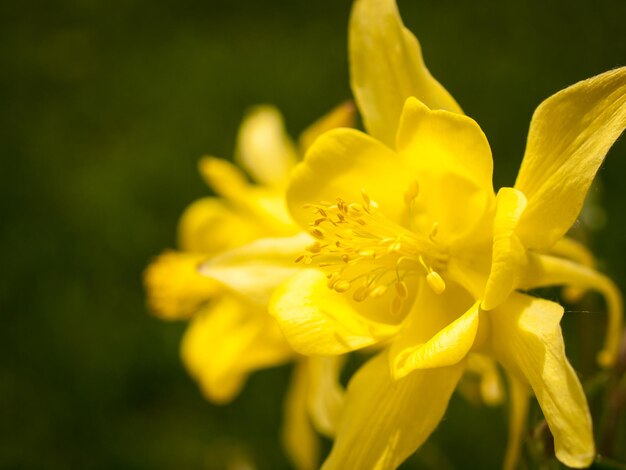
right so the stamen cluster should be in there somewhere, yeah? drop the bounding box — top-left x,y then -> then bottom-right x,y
296,188 -> 448,315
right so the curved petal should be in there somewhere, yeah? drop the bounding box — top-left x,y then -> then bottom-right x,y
548,237 -> 596,303
282,360 -> 320,470
177,197 -> 263,254
349,0 -> 462,147
395,97 -> 495,242
287,128 -> 415,228
270,269 -> 398,356
521,253 -> 623,368
549,237 -> 595,268
144,251 -> 219,320
393,302 -> 478,379
299,101 -> 357,154
489,293 -> 595,468
390,282 -> 479,379
482,187 -> 528,311
235,105 -> 298,187
322,352 -> 465,470
305,356 -> 345,437
200,233 -> 311,305
181,295 -> 293,404
503,372 -> 530,470
514,67 -> 626,250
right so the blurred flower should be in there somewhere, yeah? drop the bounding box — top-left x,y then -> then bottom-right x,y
144,103 -> 354,469
265,0 -> 626,468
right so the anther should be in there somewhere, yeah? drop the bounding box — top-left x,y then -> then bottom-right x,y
370,285 -> 388,298
395,281 -> 409,299
306,242 -> 322,253
310,228 -> 324,239
426,271 -> 446,295
391,296 -> 404,315
333,279 -> 351,293
295,255 -> 305,263
352,285 -> 370,302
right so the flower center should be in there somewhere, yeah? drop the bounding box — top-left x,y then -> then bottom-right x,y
296,185 -> 449,315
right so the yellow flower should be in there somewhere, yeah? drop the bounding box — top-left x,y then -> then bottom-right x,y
144,103 -> 354,469
267,0 -> 626,468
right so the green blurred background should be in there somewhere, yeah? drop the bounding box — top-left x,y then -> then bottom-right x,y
2,0 -> 625,468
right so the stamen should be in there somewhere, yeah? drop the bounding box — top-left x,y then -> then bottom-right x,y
333,279 -> 351,293
299,193 -> 449,312
426,271 -> 446,295
395,281 -> 409,299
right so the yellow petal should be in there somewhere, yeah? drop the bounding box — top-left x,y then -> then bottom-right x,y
514,67 -> 626,250
143,251 -> 218,320
299,101 -> 357,154
503,372 -> 530,470
548,237 -> 596,303
235,105 -> 298,187
199,156 -> 297,235
395,97 -> 495,242
549,237 -> 595,269
287,128 -> 415,227
199,155 -> 249,200
390,282 -> 479,379
270,269 -> 398,356
181,295 -> 292,404
482,187 -> 528,311
304,356 -> 345,437
200,233 -> 311,305
177,197 -> 263,254
489,293 -> 595,468
349,0 -> 462,147
322,352 -> 465,470
521,253 -> 623,368
282,360 -> 320,470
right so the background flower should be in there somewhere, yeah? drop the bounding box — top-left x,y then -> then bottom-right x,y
2,0 -> 625,468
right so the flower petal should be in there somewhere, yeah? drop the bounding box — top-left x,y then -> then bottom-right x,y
199,156 -> 296,234
390,282 -> 479,379
395,97 -> 495,242
235,105 -> 298,187
305,356 -> 345,437
503,372 -> 530,470
177,197 -> 263,253
299,101 -> 357,153
270,269 -> 398,356
349,0 -> 462,147
287,128 -> 415,227
521,253 -> 623,368
482,187 -> 528,311
282,360 -> 320,470
514,67 -> 626,250
181,296 -> 292,404
199,233 -> 311,305
489,293 -> 595,468
322,352 -> 464,470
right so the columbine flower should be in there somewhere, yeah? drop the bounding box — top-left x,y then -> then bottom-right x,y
144,103 -> 354,470
266,0 -> 626,468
